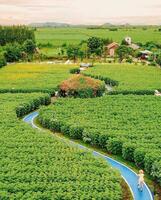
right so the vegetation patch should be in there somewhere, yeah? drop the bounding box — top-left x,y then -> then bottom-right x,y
0,93 -> 122,199
38,95 -> 161,185
59,74 -> 105,98
83,63 -> 161,92
0,63 -> 74,94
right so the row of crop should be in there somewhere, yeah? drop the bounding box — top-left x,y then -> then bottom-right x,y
0,88 -> 56,95
38,96 -> 161,186
0,93 -> 122,199
83,73 -> 119,86
16,94 -> 51,117
38,113 -> 161,185
108,90 -> 156,95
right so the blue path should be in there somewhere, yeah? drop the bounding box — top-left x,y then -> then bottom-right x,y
23,111 -> 153,200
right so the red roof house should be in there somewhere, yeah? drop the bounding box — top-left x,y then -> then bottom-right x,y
106,42 -> 119,57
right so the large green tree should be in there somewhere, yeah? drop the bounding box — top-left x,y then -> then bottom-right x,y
87,37 -> 103,56
116,45 -> 133,62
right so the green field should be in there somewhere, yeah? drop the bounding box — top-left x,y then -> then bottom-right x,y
0,63 -> 74,92
38,95 -> 161,184
35,27 -> 161,56
0,93 -> 122,199
83,63 -> 161,91
36,27 -> 161,46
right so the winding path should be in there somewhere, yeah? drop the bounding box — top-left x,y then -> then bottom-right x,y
23,111 -> 153,200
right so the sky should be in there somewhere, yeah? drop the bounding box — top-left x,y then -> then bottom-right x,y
0,0 -> 161,25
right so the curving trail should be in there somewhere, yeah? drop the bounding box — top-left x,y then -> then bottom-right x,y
23,111 -> 153,200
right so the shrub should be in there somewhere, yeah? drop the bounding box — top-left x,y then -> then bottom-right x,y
122,143 -> 137,162
4,43 -> 22,62
144,151 -> 161,174
69,67 -> 80,74
69,125 -> 83,139
0,54 -> 6,68
16,94 -> 51,117
134,148 -> 147,168
151,160 -> 161,184
106,138 -> 124,155
59,75 -> 105,98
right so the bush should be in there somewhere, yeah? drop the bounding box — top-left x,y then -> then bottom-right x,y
106,138 -> 124,155
69,125 -> 83,139
23,39 -> 36,55
151,160 -> 161,184
83,73 -> 119,86
4,43 -> 22,62
122,143 -> 137,162
0,54 -> 6,68
134,148 -> 147,168
16,94 -> 51,117
59,75 -> 105,98
144,151 -> 161,174
69,68 -> 80,74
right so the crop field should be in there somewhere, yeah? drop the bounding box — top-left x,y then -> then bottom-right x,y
83,64 -> 161,92
35,27 -> 161,56
0,93 -> 122,199
36,27 -> 161,46
38,95 -> 161,184
0,63 -> 74,93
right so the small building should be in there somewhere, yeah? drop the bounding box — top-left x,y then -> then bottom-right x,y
140,50 -> 152,60
106,42 -> 119,57
125,36 -> 132,45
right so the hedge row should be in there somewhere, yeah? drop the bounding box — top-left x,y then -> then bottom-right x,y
0,93 -> 122,199
108,90 -> 157,95
83,73 -> 119,86
38,114 -> 161,185
38,96 -> 161,185
16,94 -> 51,117
0,88 -> 56,95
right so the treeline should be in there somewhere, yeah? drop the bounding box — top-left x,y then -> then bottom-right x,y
0,26 -> 37,66
0,25 -> 35,46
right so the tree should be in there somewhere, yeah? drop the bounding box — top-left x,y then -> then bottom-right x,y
66,45 -> 79,63
87,37 -> 103,56
23,39 -> 36,55
116,45 -> 133,62
0,54 -> 6,68
156,55 -> 161,66
4,43 -> 22,62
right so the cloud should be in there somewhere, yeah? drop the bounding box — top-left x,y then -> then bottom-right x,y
0,0 -> 161,25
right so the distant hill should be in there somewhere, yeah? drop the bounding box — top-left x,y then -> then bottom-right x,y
29,22 -> 71,28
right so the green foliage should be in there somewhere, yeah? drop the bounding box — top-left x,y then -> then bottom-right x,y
156,55 -> 161,66
122,143 -> 137,162
23,39 -> 36,55
69,67 -> 80,74
0,93 -> 122,199
38,95 -> 161,184
59,75 -> 105,98
83,64 -> 161,92
0,63 -> 74,93
0,25 -> 35,46
4,43 -> 22,62
87,37 -> 103,56
116,45 -> 133,62
0,54 -> 6,68
66,45 -> 80,62
16,94 -> 51,117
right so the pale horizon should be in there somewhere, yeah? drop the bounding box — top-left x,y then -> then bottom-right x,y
0,0 -> 161,25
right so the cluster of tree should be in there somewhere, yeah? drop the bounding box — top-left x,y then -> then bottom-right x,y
0,53 -> 6,68
61,37 -> 112,62
0,26 -> 35,46
0,26 -> 37,64
4,39 -> 36,62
